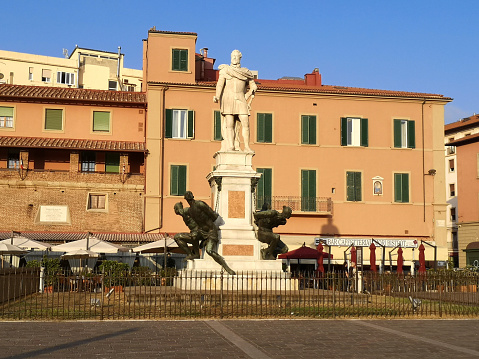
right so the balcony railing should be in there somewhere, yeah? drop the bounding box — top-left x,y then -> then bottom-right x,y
256,196 -> 333,214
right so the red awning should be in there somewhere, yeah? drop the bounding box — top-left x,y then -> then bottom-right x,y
278,244 -> 333,260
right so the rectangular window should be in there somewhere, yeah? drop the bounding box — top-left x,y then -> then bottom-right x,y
449,159 -> 455,172
81,152 -> 96,172
7,150 -> 19,169
105,152 -> 120,173
170,165 -> 187,196
394,173 -> 409,203
257,113 -> 273,143
0,106 -> 14,128
301,115 -> 316,145
172,49 -> 188,71
165,109 -> 194,139
56,71 -> 75,85
108,80 -> 117,91
256,168 -> 272,209
341,117 -> 368,147
28,67 -> 33,81
93,111 -> 110,132
88,194 -> 106,210
301,169 -> 316,211
214,111 -> 223,141
449,183 -> 455,197
451,207 -> 456,221
346,171 -> 362,201
41,69 -> 51,82
44,109 -> 63,131
394,119 -> 415,148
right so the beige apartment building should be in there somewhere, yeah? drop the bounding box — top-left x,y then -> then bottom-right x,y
142,30 -> 452,268
0,47 -> 142,92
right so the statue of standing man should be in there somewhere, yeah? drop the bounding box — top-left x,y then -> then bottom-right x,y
214,50 -> 257,153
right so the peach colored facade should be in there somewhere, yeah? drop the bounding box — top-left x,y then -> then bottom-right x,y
143,30 -> 451,265
450,134 -> 479,266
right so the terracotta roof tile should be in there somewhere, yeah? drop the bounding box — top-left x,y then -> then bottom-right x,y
0,84 -> 146,106
148,29 -> 197,36
445,115 -> 479,133
448,132 -> 479,146
0,136 -> 146,152
0,231 -> 166,244
191,81 -> 451,100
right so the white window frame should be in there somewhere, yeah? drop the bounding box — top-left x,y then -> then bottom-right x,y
108,80 -> 117,91
400,120 -> 408,148
347,117 -> 361,146
172,109 -> 188,139
56,71 -> 75,85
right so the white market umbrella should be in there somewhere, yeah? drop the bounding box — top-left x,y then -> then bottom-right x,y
51,236 -> 128,254
0,243 -> 28,268
0,236 -> 51,251
132,238 -> 181,254
61,249 -> 100,274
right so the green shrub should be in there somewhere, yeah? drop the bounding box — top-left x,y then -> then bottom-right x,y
99,260 -> 129,287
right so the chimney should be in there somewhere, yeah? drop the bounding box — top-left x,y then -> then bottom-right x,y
200,48 -> 208,58
304,68 -> 321,86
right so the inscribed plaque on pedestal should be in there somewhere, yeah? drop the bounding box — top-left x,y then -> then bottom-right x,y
228,191 -> 245,218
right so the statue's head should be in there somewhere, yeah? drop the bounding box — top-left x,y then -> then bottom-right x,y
282,206 -> 292,219
184,191 -> 194,201
174,202 -> 184,215
231,50 -> 242,65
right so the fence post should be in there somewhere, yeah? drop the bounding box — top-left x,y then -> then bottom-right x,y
100,267 -> 104,321
332,272 -> 336,317
220,270 -> 224,319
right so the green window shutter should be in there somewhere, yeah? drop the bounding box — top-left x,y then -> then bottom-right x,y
346,172 -> 355,201
309,116 -> 316,145
402,173 -> 409,202
256,168 -> 272,208
301,170 -> 316,211
170,165 -> 187,196
394,119 -> 402,148
301,116 -> 308,144
93,111 -> 110,132
407,120 -> 415,149
341,117 -> 348,146
355,172 -> 362,201
178,165 -> 187,195
180,49 -> 188,71
105,152 -> 120,173
45,109 -> 63,130
265,113 -> 273,143
257,113 -> 265,142
0,106 -> 13,117
214,111 -> 222,141
165,109 -> 173,138
360,118 -> 368,147
394,173 -> 401,202
172,50 -> 180,71
187,110 -> 194,138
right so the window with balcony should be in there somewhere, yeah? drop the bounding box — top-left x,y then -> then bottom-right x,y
394,119 -> 415,148
256,168 -> 272,209
165,109 -> 194,139
341,117 -> 368,147
301,169 -> 316,211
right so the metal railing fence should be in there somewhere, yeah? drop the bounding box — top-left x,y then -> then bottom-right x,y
0,269 -> 478,320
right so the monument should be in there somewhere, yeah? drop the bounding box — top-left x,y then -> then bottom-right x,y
178,49 -> 289,279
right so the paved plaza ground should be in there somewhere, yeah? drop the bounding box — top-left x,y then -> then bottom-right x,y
0,319 -> 478,358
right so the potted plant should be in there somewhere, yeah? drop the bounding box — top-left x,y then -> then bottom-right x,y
99,260 -> 129,292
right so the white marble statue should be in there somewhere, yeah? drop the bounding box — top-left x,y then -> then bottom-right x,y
214,50 -> 257,152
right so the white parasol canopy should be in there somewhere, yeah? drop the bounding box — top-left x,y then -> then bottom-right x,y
51,236 -> 128,254
0,243 -> 28,269
0,236 -> 51,250
132,238 -> 181,254
61,249 -> 100,259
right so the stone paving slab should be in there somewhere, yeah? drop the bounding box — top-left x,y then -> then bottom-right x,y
0,319 -> 478,359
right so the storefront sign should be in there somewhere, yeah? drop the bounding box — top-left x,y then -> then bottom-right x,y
315,237 -> 418,248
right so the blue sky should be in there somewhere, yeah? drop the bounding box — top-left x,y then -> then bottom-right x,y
2,0 -> 477,123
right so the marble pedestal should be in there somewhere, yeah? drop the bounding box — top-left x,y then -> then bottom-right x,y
185,150 -> 283,274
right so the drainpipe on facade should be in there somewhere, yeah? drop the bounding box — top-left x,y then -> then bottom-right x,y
159,85 -> 169,231
117,46 -> 122,91
422,99 -> 426,222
